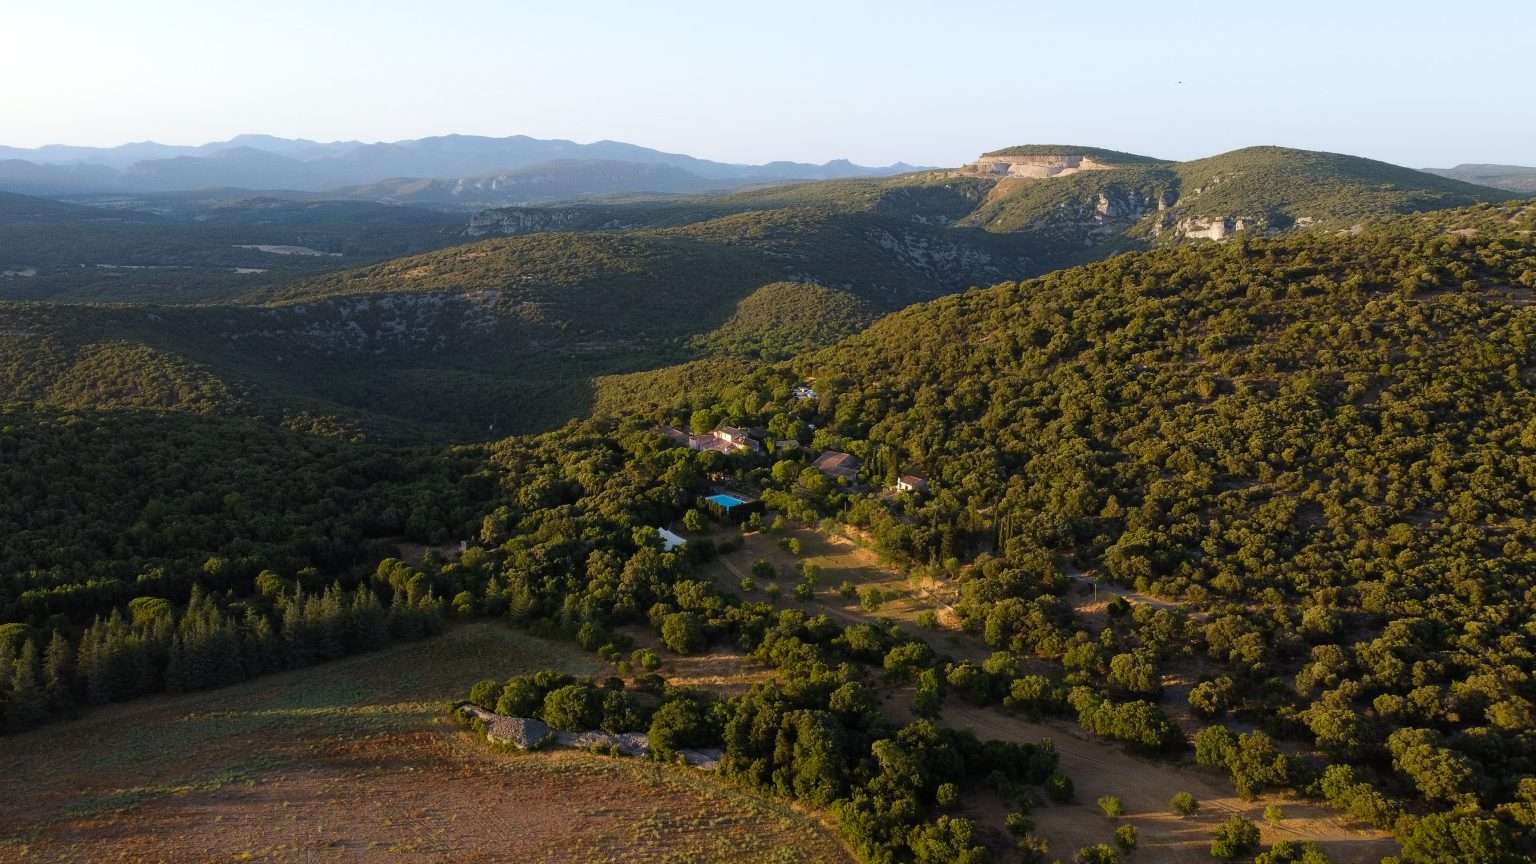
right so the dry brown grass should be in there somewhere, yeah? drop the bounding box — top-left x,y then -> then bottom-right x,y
0,622 -> 850,864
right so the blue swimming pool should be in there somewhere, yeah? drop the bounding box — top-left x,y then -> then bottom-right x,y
706,493 -> 749,508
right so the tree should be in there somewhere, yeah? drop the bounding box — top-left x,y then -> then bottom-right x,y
1255,841 -> 1335,864
648,696 -> 713,760
1107,651 -> 1161,696
660,612 -> 705,654
542,685 -> 600,731
682,509 -> 706,532
1395,813 -> 1516,864
908,815 -> 987,864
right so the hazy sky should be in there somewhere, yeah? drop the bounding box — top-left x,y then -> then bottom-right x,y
3,0 -> 1532,168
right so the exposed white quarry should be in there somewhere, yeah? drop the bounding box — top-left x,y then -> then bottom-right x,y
966,153 -> 1119,179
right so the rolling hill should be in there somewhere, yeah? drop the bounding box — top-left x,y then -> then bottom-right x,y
0,145 -> 1520,440
1424,163 -> 1536,194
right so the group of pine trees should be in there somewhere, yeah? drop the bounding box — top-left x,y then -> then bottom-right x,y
0,580 -> 444,734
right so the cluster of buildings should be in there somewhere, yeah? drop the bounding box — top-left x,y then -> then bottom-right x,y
657,424 -> 766,455
657,424 -> 929,497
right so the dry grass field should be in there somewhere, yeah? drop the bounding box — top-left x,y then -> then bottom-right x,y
0,622 -> 851,864
699,525 -> 1399,864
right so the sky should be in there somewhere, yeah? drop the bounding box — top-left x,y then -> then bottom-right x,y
2,0 -> 1533,168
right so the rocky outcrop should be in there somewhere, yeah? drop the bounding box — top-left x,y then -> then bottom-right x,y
866,227 -> 1012,291
459,706 -> 722,768
967,154 -> 1118,179
1168,216 -> 1253,241
468,207 -> 604,237
463,706 -> 552,749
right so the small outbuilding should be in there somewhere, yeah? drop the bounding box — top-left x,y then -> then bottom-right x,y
812,451 -> 861,482
657,527 -> 687,552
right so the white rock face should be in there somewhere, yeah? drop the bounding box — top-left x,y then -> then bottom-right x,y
1174,216 -> 1251,241
967,154 -> 1118,179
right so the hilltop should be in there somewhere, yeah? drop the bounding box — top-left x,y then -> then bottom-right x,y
1424,163 -> 1536,194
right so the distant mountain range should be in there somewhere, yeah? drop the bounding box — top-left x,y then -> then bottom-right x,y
1422,163 -> 1536,194
0,134 -> 920,204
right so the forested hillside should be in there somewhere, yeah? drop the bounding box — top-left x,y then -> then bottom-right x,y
601,201 -> 1536,860
0,191 -> 467,303
1,200 -> 1534,862
4,145 -> 1515,441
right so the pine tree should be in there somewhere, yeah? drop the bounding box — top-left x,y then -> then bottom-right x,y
6,640 -> 48,731
42,630 -> 75,712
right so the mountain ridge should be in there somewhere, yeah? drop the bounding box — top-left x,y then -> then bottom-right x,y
0,133 -> 921,198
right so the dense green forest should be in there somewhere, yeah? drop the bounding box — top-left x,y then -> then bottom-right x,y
0,177 -> 1533,861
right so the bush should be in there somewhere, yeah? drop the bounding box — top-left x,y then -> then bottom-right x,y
1254,840 -> 1334,864
1210,815 -> 1260,860
467,678 -> 500,710
1113,824 -> 1137,852
1171,791 -> 1199,816
1005,810 -> 1034,835
1098,794 -> 1124,819
1073,843 -> 1120,864
1046,770 -> 1075,803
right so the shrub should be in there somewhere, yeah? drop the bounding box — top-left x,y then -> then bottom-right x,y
1210,815 -> 1260,860
1113,824 -> 1137,851
1073,843 -> 1120,864
1046,770 -> 1075,803
467,678 -> 500,710
1171,791 -> 1199,816
1098,794 -> 1124,819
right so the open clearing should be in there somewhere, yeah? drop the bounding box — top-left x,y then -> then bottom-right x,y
700,525 -> 1398,864
0,622 -> 850,864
